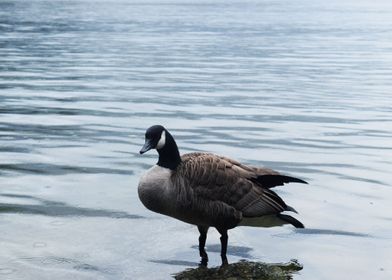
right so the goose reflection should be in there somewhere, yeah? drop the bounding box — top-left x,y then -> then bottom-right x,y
173,259 -> 303,280
151,244 -> 302,280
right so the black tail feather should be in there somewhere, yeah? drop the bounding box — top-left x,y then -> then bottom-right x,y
277,214 -> 304,228
285,205 -> 298,214
255,175 -> 308,188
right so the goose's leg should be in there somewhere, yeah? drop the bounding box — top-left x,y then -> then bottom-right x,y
216,227 -> 229,266
197,226 -> 209,266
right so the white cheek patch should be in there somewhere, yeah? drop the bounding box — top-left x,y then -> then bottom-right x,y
156,130 -> 166,149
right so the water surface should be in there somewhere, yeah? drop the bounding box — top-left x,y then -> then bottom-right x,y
1,0 -> 392,279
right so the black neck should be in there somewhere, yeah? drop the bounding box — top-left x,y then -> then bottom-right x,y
157,130 -> 181,170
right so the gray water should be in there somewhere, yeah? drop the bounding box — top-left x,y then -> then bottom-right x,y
1,0 -> 392,279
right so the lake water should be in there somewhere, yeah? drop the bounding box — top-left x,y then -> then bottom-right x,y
1,0 -> 392,279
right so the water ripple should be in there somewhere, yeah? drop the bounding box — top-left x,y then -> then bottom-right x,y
0,163 -> 132,176
0,194 -> 142,219
1,0 -> 392,279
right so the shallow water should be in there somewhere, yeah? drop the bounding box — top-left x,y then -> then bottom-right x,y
1,0 -> 392,279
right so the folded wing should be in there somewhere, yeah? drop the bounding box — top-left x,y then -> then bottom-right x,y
179,153 -> 305,218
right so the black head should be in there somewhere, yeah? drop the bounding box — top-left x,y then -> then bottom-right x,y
140,125 -> 166,154
139,125 -> 181,170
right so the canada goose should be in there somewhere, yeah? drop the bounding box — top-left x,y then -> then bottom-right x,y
138,125 -> 307,266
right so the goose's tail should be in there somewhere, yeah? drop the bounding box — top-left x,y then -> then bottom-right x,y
240,214 -> 304,228
277,213 -> 304,228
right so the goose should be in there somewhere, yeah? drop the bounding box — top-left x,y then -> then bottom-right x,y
138,125 -> 307,266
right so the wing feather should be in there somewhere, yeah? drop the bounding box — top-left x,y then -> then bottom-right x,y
177,153 -> 295,218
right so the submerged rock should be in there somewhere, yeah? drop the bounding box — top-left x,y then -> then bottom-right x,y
174,259 -> 302,280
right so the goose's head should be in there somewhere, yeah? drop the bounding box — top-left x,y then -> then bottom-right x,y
140,125 -> 167,154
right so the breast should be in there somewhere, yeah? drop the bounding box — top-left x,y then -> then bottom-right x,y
138,165 -> 173,215
138,165 -> 241,227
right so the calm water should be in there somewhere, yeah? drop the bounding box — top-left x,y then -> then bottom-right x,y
1,0 -> 392,279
